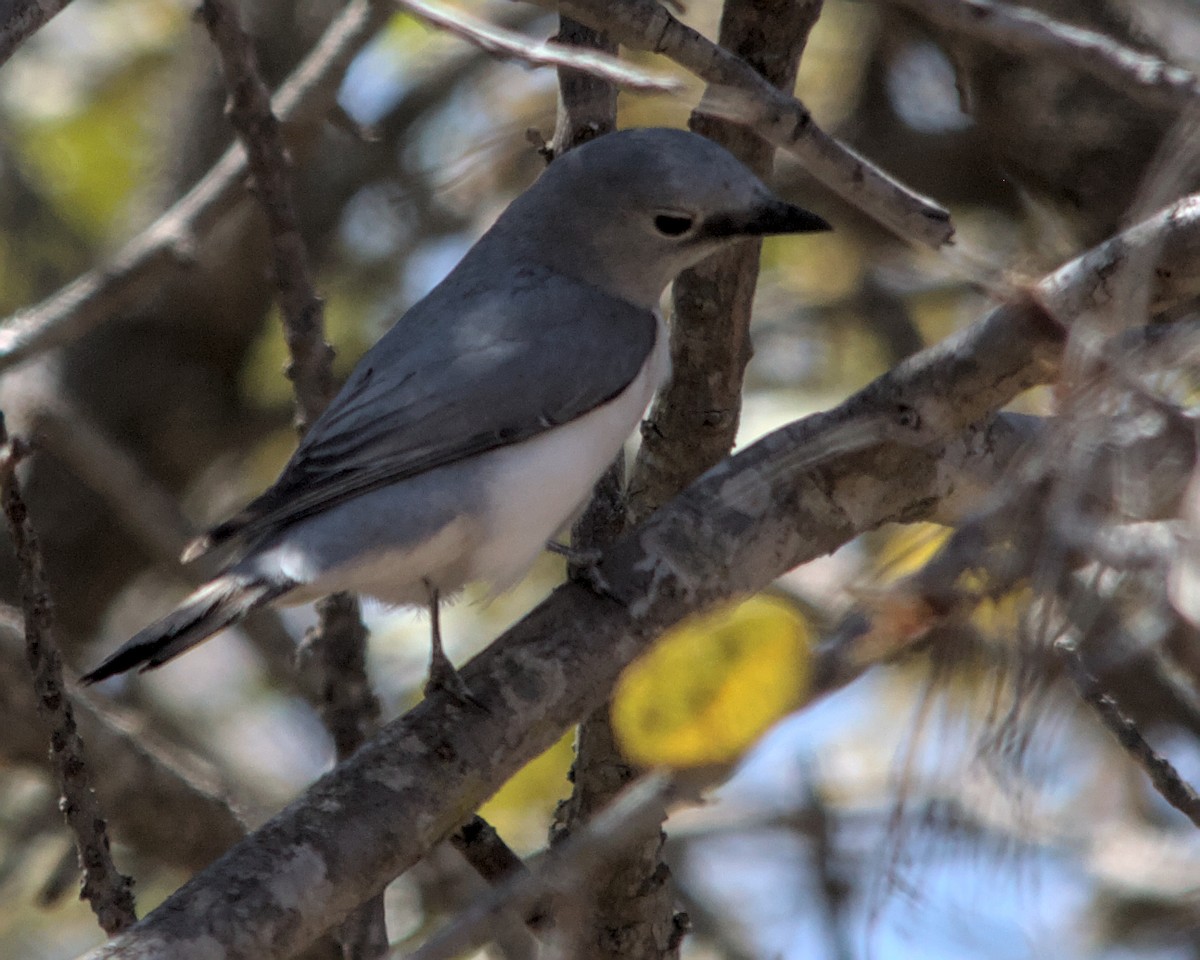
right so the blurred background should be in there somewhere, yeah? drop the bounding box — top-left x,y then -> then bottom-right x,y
2,0 -> 1200,957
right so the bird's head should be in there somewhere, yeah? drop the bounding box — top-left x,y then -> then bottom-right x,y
502,127 -> 830,309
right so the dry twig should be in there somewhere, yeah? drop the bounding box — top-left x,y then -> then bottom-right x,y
396,0 -> 681,93
0,421 -> 137,934
1060,640 -> 1200,829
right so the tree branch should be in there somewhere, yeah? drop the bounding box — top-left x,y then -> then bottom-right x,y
396,0 -> 681,92
0,424 -> 137,934
1060,640 -> 1200,828
199,1 -> 381,954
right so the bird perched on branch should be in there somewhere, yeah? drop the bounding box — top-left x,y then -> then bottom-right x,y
83,127 -> 830,696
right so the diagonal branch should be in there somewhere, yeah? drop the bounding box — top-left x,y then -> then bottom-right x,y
396,0 -> 682,92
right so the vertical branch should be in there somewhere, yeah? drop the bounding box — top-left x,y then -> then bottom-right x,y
550,17 -> 619,156
545,17 -> 686,960
629,0 -> 826,519
0,418 -> 137,935
554,14 -> 625,580
197,0 -> 333,429
199,1 -> 383,955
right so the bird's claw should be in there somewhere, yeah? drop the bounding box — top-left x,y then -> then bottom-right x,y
546,540 -> 616,599
425,650 -> 488,711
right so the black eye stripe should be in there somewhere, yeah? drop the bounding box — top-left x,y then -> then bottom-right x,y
654,214 -> 694,236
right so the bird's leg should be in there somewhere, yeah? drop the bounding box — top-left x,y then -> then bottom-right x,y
422,580 -> 483,708
545,540 -> 614,598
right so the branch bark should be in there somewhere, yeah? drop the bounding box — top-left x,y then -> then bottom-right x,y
0,427 -> 137,934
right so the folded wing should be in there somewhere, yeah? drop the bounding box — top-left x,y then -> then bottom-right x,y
188,268 -> 657,558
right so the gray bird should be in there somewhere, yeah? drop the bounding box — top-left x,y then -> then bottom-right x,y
82,127 -> 830,692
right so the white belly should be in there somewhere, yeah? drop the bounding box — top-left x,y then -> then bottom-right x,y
263,313 -> 670,607
469,311 -> 670,592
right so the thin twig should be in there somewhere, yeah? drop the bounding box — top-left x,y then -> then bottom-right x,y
199,0 -> 333,429
200,1 -> 381,955
408,774 -> 677,960
555,0 -> 955,248
448,816 -> 553,933
0,0 -> 391,375
880,0 -> 1200,115
396,0 -> 682,93
0,419 -> 137,934
1059,641 -> 1200,829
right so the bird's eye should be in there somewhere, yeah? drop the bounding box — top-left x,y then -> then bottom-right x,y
654,213 -> 695,237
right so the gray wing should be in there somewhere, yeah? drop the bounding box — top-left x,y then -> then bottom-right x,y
193,268 -> 657,556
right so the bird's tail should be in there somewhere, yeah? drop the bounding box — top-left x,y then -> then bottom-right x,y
81,574 -> 294,684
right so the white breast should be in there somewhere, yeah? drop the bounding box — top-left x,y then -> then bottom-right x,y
468,311 -> 671,593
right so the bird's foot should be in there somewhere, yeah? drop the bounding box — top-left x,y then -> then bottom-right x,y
546,539 -> 614,599
424,649 -> 487,711
422,579 -> 487,710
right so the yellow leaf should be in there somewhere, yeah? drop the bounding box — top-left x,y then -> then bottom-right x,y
611,595 -> 814,769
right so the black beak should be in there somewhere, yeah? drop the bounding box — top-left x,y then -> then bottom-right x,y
703,199 -> 831,239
